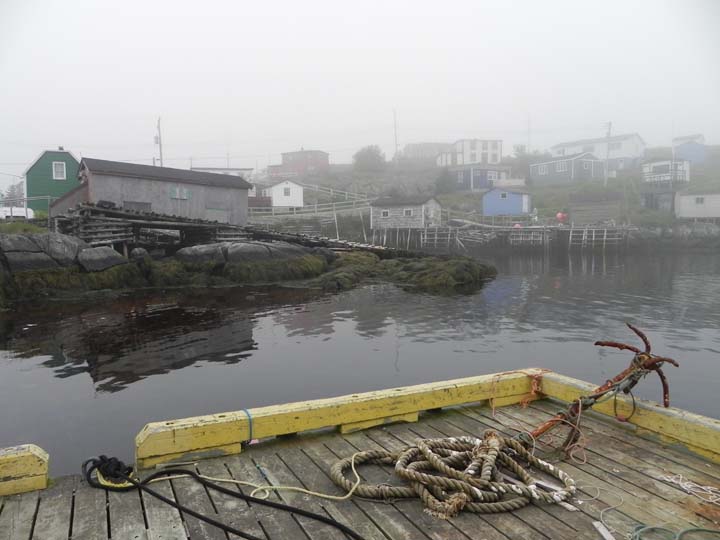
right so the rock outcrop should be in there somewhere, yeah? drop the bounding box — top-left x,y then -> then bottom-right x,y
78,246 -> 130,272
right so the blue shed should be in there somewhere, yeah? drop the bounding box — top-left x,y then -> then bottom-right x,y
482,188 -> 531,216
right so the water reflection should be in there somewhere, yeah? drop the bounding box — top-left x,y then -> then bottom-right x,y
0,251 -> 718,474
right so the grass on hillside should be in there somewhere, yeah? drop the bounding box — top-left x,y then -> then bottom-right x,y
0,221 -> 47,234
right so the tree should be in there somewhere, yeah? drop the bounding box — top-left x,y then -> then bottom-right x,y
434,168 -> 456,194
3,182 -> 24,206
353,145 -> 386,173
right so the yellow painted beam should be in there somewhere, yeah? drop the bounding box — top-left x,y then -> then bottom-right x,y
0,445 -> 49,496
136,369 -> 546,469
540,372 -> 720,463
340,411 -> 419,434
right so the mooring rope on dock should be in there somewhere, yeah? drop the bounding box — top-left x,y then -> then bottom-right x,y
330,430 -> 576,518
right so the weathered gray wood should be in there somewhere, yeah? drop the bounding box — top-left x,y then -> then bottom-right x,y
0,491 -> 39,540
195,457 -> 266,540
107,488 -> 147,540
223,452 -> 308,540
140,479 -> 185,540
496,404 -> 715,529
169,468 -> 226,540
32,476 -> 76,540
276,441 -> 389,540
71,479 -> 109,540
302,437 -> 425,540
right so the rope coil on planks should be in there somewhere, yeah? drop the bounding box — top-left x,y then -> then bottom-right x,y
330,430 -> 576,518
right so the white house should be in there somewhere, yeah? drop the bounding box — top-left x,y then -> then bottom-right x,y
550,133 -> 645,172
642,160 -> 690,183
262,180 -> 304,207
675,191 -> 720,220
436,139 -> 503,167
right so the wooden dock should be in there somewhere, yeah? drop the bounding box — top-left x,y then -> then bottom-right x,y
2,405 -> 719,538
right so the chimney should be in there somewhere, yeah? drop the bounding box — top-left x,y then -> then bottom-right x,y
58,146 -> 64,151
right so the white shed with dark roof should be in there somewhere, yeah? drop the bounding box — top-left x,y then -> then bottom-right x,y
51,158 -> 251,225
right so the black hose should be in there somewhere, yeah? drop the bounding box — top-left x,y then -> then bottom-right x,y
82,456 -> 366,540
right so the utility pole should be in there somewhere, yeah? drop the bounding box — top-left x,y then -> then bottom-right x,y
155,117 -> 164,167
393,109 -> 399,161
527,114 -> 531,154
603,121 -> 612,187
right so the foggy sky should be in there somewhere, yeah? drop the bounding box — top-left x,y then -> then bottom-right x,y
1,0 -> 719,189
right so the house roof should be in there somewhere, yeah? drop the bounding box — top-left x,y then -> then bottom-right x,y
23,148 -> 80,177
267,179 -> 303,189
81,158 -> 252,189
190,167 -> 254,172
672,134 -> 704,144
485,187 -> 529,196
550,133 -> 645,149
530,152 -> 600,166
370,195 -> 438,207
281,149 -> 329,156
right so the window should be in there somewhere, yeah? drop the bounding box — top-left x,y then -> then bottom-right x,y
404,208 -> 413,217
470,152 -> 477,162
487,170 -> 498,181
556,161 -> 568,172
491,141 -> 498,150
171,186 -> 189,200
52,162 -> 66,180
618,159 -> 625,170
582,145 -> 595,152
283,187 -> 291,196
482,141 -> 489,151
381,209 -> 390,217
583,162 -> 590,170
500,192 -> 508,199
470,140 -> 477,150
695,197 -> 705,204
538,164 -> 548,175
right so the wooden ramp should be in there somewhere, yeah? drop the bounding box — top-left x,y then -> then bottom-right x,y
2,399 -> 719,540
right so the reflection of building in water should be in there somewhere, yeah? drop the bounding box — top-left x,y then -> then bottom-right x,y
42,304 -> 256,392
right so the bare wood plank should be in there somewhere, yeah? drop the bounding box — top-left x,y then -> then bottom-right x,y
304,437 -> 427,540
31,476 -> 76,540
496,404 -> 716,530
531,400 -> 720,482
107,489 -> 147,540
194,457 -> 266,540
454,405 -> 678,534
223,452 -> 309,540
169,468 -> 226,540
251,449 -> 338,540
376,421 -> 551,540
276,442 -> 389,540
71,479 -> 109,540
0,491 -> 40,540
140,479 -> 185,540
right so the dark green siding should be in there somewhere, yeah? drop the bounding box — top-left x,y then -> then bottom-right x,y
25,151 -> 81,212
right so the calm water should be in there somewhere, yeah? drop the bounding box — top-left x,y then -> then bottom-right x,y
1,251 -> 719,475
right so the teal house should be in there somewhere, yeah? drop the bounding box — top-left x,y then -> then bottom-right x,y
24,147 -> 80,212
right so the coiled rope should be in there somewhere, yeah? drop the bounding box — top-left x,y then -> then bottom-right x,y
330,430 -> 576,519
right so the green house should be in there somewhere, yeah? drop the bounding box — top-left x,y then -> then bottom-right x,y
24,147 -> 80,212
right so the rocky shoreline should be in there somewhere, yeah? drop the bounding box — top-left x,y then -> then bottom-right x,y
628,222 -> 720,250
0,233 -> 497,307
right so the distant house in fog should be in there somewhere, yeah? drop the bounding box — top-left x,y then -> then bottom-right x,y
50,158 -> 251,224
482,188 -> 531,216
675,189 -> 720,220
370,195 -> 442,229
550,133 -> 645,173
401,142 -> 452,162
529,152 -> 604,186
436,139 -> 503,167
261,180 -> 304,208
450,164 -> 513,191
268,149 -> 330,179
672,134 -> 706,164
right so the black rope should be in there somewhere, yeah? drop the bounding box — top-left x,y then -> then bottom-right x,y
82,456 -> 366,540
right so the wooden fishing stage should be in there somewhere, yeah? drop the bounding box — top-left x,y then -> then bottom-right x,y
1,370 -> 719,539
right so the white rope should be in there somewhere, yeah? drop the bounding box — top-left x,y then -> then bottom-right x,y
661,473 -> 720,506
